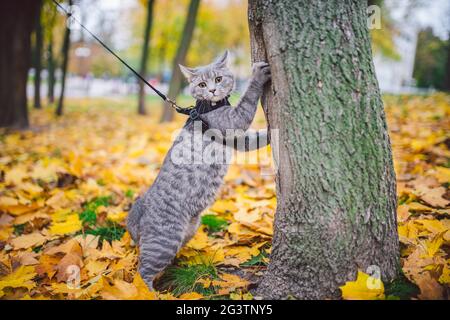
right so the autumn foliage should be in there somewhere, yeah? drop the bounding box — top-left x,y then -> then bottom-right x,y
0,94 -> 449,300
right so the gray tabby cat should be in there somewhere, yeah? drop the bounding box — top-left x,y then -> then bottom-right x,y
127,51 -> 271,290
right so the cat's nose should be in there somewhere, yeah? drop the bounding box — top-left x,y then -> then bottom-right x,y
209,89 -> 216,94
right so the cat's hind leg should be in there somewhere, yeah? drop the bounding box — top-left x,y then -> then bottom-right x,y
182,215 -> 201,247
138,222 -> 185,290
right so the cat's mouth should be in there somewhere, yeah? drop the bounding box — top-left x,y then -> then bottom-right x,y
210,93 -> 226,102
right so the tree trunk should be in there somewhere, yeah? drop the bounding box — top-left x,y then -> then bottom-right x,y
249,0 -> 400,299
444,32 -> 450,92
47,38 -> 56,104
0,1 -> 41,128
137,0 -> 155,115
56,0 -> 72,117
160,0 -> 200,122
33,3 -> 43,109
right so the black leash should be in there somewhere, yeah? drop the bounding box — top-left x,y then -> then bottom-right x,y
52,0 -> 232,144
52,0 -> 183,112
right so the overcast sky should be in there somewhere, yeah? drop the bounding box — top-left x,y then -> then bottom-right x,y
387,0 -> 450,39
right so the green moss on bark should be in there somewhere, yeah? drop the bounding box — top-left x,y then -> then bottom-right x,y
249,0 -> 400,299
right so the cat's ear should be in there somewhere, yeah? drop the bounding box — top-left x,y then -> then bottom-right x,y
179,64 -> 196,80
214,50 -> 229,69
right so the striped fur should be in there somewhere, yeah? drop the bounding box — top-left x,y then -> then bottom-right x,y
127,52 -> 271,289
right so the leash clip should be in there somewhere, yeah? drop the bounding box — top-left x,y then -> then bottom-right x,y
189,109 -> 200,120
166,98 -> 181,111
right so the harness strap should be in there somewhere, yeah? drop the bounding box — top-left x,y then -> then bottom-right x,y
183,97 -> 232,145
184,97 -> 230,127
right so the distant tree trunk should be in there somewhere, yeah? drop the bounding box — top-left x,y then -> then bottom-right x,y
249,0 -> 400,299
445,32 -> 450,92
138,0 -> 155,115
0,1 -> 41,128
56,0 -> 72,117
160,0 -> 200,122
47,37 -> 56,104
33,3 -> 43,109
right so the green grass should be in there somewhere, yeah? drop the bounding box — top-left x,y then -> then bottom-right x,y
385,273 -> 420,300
240,251 -> 269,267
79,196 -> 112,226
13,223 -> 26,236
158,263 -> 218,297
83,222 -> 126,243
77,195 -> 125,243
125,189 -> 135,199
201,214 -> 229,233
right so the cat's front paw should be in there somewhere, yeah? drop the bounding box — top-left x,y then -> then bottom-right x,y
252,62 -> 271,86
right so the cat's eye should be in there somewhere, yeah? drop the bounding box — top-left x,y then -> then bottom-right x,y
198,82 -> 207,88
215,76 -> 222,83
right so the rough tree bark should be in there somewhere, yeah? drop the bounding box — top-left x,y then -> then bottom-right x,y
0,1 -> 41,128
56,0 -> 73,117
33,3 -> 43,109
137,0 -> 155,115
249,0 -> 400,299
160,0 -> 200,122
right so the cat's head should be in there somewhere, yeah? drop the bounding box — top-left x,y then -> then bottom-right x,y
179,51 -> 234,102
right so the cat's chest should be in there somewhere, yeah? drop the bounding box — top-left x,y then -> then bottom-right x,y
169,124 -> 232,166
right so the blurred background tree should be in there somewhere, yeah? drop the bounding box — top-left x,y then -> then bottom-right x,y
42,0 -> 63,104
137,0 -> 155,115
56,0 -> 73,116
32,3 -> 44,109
0,0 -> 41,128
160,0 -> 201,122
413,28 -> 449,91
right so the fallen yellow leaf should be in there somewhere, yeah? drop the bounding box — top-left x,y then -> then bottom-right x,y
0,266 -> 37,297
340,271 -> 385,300
49,214 -> 82,235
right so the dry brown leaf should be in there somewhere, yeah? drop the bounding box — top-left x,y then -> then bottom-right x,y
10,232 -> 47,250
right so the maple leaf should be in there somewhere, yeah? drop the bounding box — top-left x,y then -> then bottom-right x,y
438,265 -> 450,285
0,266 -> 37,297
17,252 -> 40,266
212,273 -> 250,295
10,232 -> 48,250
340,271 -> 385,300
210,200 -> 238,214
49,214 -> 82,235
186,226 -> 210,250
179,292 -> 204,300
100,276 -> 157,300
85,259 -> 110,277
416,272 -> 445,300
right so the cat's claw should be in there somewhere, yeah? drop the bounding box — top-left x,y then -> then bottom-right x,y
252,61 -> 271,85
